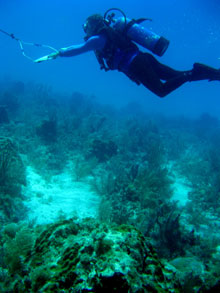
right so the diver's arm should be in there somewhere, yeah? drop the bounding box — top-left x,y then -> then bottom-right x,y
59,35 -> 106,57
34,35 -> 106,63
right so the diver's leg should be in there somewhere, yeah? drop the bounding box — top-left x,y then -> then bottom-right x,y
150,56 -> 220,82
129,53 -> 220,97
140,72 -> 190,98
143,53 -> 186,80
129,53 -> 190,97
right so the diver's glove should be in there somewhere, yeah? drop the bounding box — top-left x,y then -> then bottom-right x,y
34,51 -> 60,63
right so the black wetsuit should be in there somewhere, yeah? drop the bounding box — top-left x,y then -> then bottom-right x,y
129,52 -> 190,97
94,27 -> 220,97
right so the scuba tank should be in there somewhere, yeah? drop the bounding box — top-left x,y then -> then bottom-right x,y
113,17 -> 169,57
104,8 -> 170,57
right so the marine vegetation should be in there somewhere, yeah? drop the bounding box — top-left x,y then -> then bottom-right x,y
0,81 -> 220,291
0,137 -> 27,222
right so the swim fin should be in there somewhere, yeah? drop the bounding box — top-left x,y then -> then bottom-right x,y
190,63 -> 220,82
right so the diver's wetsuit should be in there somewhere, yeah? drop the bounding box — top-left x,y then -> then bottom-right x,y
59,34 -> 220,98
128,52 -> 190,97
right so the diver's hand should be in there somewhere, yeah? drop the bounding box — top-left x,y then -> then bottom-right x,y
48,51 -> 60,60
34,51 -> 60,63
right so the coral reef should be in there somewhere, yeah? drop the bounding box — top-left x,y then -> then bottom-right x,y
2,218 -> 180,292
0,137 -> 26,187
0,137 -> 27,222
0,81 -> 220,291
87,138 -> 118,162
36,119 -> 57,144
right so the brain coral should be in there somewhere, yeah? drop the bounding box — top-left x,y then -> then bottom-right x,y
7,218 -> 180,292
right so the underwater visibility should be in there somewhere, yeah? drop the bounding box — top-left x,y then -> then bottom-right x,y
1,1 -> 220,292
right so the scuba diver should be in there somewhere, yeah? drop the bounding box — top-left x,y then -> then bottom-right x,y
35,9 -> 220,98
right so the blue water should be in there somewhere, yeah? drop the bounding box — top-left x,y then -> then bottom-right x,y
1,0 -> 220,117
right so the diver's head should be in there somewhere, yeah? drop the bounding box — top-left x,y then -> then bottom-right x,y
83,14 -> 105,38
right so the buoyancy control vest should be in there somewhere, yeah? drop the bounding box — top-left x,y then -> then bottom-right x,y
85,9 -> 170,72
94,26 -> 139,72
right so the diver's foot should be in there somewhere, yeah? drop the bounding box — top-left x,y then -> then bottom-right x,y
190,63 -> 220,81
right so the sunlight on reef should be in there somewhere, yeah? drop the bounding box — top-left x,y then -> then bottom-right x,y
23,166 -> 100,225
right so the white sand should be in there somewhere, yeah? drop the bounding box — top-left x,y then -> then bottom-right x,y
167,162 -> 192,206
23,166 -> 100,225
22,161 -> 192,226
172,175 -> 192,206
